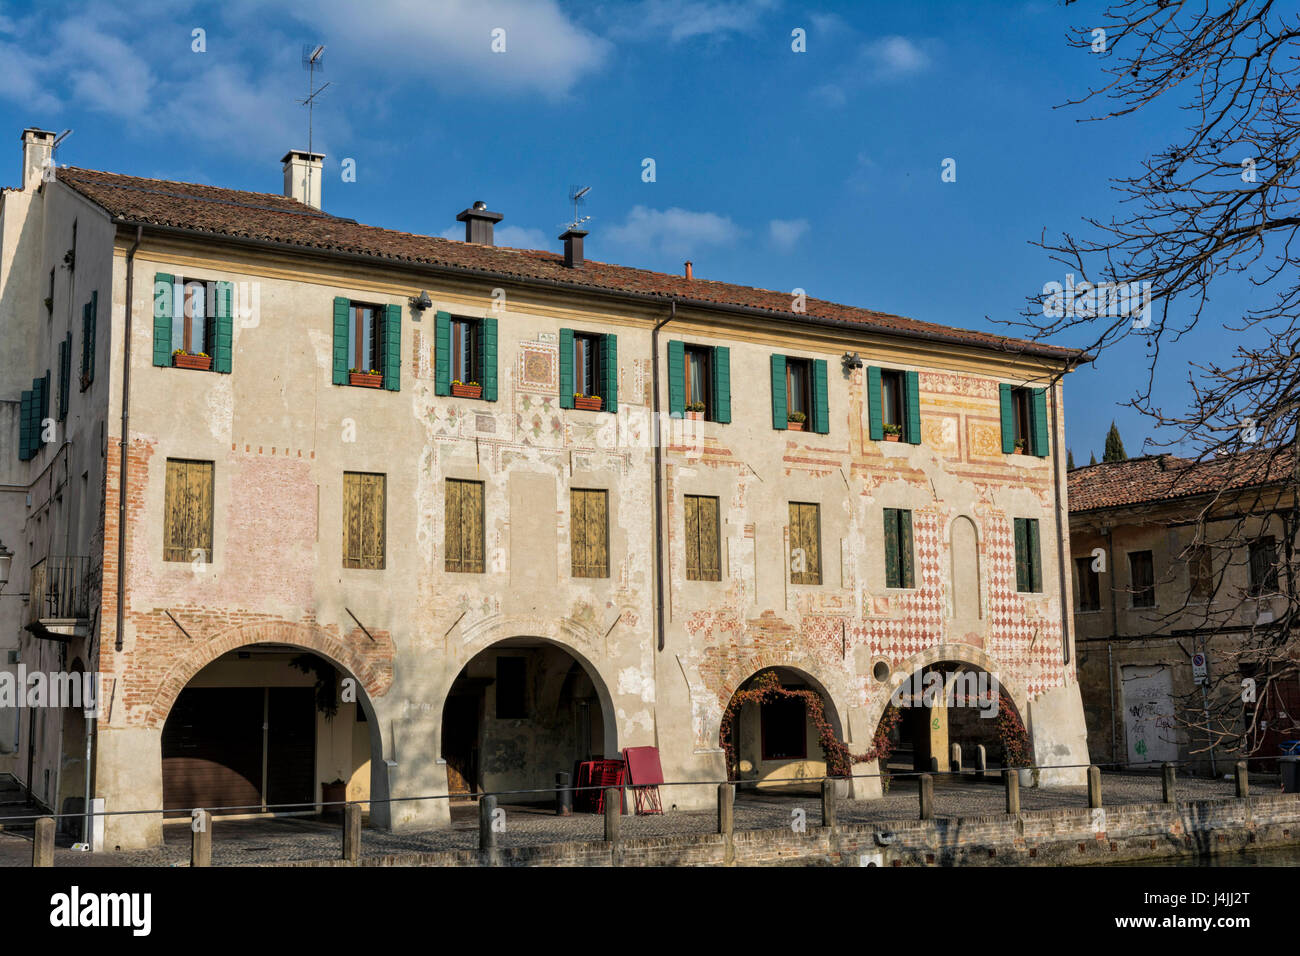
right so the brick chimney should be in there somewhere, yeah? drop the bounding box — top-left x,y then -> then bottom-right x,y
21,128 -> 56,190
457,201 -> 504,245
281,149 -> 324,209
560,229 -> 588,268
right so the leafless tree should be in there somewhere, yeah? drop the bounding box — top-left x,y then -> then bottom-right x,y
1018,1 -> 1300,766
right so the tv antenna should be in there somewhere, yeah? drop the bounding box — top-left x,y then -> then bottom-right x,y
564,185 -> 592,230
296,44 -> 329,205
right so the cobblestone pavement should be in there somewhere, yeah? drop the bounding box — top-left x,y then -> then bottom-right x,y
0,771 -> 1262,867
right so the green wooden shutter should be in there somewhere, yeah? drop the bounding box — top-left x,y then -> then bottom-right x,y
57,338 -> 68,420
83,292 -> 97,387
1014,518 -> 1028,592
904,370 -> 921,445
667,340 -> 685,417
39,371 -> 49,423
18,390 -> 32,461
382,304 -> 401,391
867,366 -> 883,441
899,508 -> 915,588
812,358 -> 829,434
602,333 -> 618,413
480,317 -> 498,401
558,328 -> 574,408
434,311 -> 451,395
711,345 -> 731,424
1031,388 -> 1049,457
883,508 -> 900,588
214,281 -> 234,374
999,384 -> 1015,454
1027,518 -> 1042,592
770,354 -> 787,430
332,297 -> 350,385
153,273 -> 174,367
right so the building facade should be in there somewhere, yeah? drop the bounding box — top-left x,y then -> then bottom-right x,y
1,128 -> 1090,850
1069,451 -> 1300,775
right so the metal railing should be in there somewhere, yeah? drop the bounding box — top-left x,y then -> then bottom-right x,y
27,555 -> 91,624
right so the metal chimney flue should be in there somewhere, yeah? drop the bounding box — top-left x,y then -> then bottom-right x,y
457,200 -> 504,245
560,229 -> 588,268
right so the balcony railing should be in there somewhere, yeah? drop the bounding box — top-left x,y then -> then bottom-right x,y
27,556 -> 91,625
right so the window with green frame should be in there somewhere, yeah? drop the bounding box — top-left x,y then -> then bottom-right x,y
883,507 -> 915,588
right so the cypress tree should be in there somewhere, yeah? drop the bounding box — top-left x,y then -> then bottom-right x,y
1103,422 -> 1127,462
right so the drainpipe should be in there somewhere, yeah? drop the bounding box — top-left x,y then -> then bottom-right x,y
1106,525 -> 1120,765
651,301 -> 676,652
1108,641 -> 1117,764
115,226 -> 142,652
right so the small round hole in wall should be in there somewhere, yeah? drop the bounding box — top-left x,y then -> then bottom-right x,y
872,661 -> 891,683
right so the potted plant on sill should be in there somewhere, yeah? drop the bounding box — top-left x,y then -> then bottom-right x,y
882,422 -> 902,442
173,349 -> 212,371
574,392 -> 603,411
350,367 -> 383,388
787,410 -> 807,431
451,379 -> 482,399
1013,438 -> 1027,455
685,400 -> 706,421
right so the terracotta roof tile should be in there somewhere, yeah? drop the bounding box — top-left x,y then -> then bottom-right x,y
1068,448 -> 1295,513
55,166 -> 1084,362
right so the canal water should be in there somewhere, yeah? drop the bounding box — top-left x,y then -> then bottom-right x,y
1107,844 -> 1300,866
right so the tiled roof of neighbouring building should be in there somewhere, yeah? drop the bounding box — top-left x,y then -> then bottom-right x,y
1068,448 -> 1296,513
55,166 -> 1086,363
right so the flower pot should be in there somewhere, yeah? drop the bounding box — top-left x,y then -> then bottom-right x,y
685,410 -> 704,421
173,353 -> 212,371
1018,768 -> 1034,788
884,433 -> 900,442
350,372 -> 383,388
787,421 -> 805,431
574,395 -> 603,411
1014,446 -> 1026,455
451,383 -> 482,399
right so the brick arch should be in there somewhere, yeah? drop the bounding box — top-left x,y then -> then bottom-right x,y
147,621 -> 393,729
861,642 -> 1029,744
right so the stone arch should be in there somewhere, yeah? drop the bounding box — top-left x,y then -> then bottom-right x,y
863,643 -> 1029,744
147,621 -> 393,729
443,614 -> 621,764
713,656 -> 846,743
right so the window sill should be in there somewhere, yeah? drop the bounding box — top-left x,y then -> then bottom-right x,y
1074,607 -> 1104,615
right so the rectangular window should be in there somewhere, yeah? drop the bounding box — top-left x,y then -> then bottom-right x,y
348,303 -> 381,374
761,695 -> 807,760
883,508 -> 916,589
1249,537 -> 1278,597
451,318 -> 480,385
786,357 -> 811,421
880,369 -> 904,429
445,479 -> 485,573
1187,544 -> 1213,601
574,332 -> 601,399
495,657 -> 527,719
1075,555 -> 1100,611
684,494 -> 721,582
571,488 -> 609,578
685,345 -> 711,417
163,459 -> 214,563
1014,518 -> 1043,593
173,278 -> 211,355
788,501 -> 822,585
343,472 -> 386,570
1012,388 -> 1032,448
1128,550 -> 1155,607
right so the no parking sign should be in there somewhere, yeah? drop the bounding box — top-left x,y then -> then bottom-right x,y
1192,652 -> 1209,685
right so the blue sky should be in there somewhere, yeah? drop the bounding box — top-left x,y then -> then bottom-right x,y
0,0 -> 1252,464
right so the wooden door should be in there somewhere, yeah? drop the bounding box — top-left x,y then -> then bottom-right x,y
162,687 -> 263,816
442,695 -> 479,797
266,687 -> 316,810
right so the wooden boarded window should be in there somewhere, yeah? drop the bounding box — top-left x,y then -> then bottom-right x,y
445,479 -> 485,573
1187,545 -> 1214,601
684,494 -> 721,581
571,488 -> 609,578
163,459 -> 214,563
343,472 -> 386,570
1248,537 -> 1278,596
1075,554 -> 1101,611
495,657 -> 527,719
788,501 -> 822,585
1014,517 -> 1043,594
883,508 -> 916,589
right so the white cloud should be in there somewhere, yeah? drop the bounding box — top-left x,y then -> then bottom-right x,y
603,0 -> 778,43
768,217 -> 808,249
605,205 -> 743,257
811,34 -> 936,106
439,223 -> 550,249
869,35 -> 931,77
